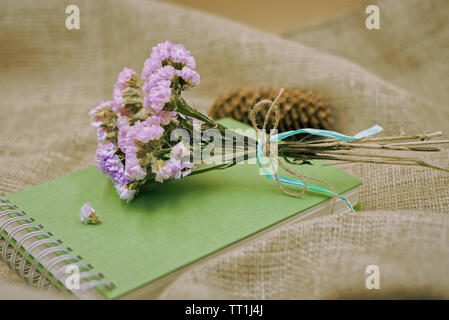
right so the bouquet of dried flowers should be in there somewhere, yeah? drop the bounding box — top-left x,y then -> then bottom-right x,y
90,41 -> 448,206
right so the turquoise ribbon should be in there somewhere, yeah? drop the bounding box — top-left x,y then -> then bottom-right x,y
257,125 -> 383,211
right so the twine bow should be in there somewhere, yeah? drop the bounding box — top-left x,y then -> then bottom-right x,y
248,88 -> 383,212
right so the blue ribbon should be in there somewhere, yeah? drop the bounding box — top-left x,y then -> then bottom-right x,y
257,125 -> 383,211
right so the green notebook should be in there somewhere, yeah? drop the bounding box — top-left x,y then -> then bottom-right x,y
1,119 -> 361,299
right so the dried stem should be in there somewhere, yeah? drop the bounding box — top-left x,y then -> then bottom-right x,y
282,139 -> 449,152
321,157 -> 449,173
278,132 -> 449,174
351,131 -> 443,143
388,140 -> 449,146
307,131 -> 443,145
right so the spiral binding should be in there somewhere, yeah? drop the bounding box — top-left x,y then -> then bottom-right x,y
0,197 -> 115,297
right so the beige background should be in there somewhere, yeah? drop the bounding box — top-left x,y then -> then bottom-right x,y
164,0 -> 365,33
1,0 -> 448,299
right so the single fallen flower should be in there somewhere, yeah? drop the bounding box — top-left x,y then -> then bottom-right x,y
79,202 -> 100,225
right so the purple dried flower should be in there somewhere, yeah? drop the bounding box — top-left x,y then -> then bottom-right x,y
125,160 -> 146,181
117,116 -> 165,181
114,67 -> 136,98
111,98 -> 125,114
136,116 -> 165,142
152,159 -> 181,182
166,159 -> 183,179
112,67 -> 137,115
176,66 -> 200,86
89,101 -> 115,143
170,142 -> 190,159
123,125 -> 147,180
141,42 -> 199,116
142,42 -> 173,80
117,117 -> 130,152
169,43 -> 196,68
79,202 -> 100,224
152,160 -> 172,182
143,65 -> 176,94
115,183 -> 137,202
91,41 -> 203,202
117,118 -> 146,181
89,101 -> 108,117
143,80 -> 172,113
96,128 -> 107,142
95,142 -> 130,185
89,100 -> 114,121
158,111 -> 178,125
79,202 -> 92,223
135,124 -> 164,143
151,141 -> 193,183
143,115 -> 161,126
141,41 -> 196,80
152,158 -> 193,183
94,141 -> 137,202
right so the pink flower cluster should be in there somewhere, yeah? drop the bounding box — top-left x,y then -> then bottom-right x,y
89,100 -> 112,143
141,41 -> 196,79
142,41 -> 200,114
112,67 -> 137,115
89,41 -> 199,202
117,116 -> 164,181
94,141 -> 136,201
152,142 -> 193,183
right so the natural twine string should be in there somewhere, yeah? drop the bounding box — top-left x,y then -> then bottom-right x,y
248,88 -> 338,213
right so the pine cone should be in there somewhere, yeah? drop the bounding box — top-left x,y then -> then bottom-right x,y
209,88 -> 334,134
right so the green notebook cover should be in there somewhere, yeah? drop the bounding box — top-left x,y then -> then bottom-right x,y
4,118 -> 361,299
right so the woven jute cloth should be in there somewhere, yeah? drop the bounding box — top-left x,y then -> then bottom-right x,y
0,0 -> 448,298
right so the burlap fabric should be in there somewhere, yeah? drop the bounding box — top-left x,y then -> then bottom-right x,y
0,0 -> 448,298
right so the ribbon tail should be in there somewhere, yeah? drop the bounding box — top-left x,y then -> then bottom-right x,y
271,124 -> 383,142
353,124 -> 383,139
257,125 -> 383,212
260,165 -> 355,212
